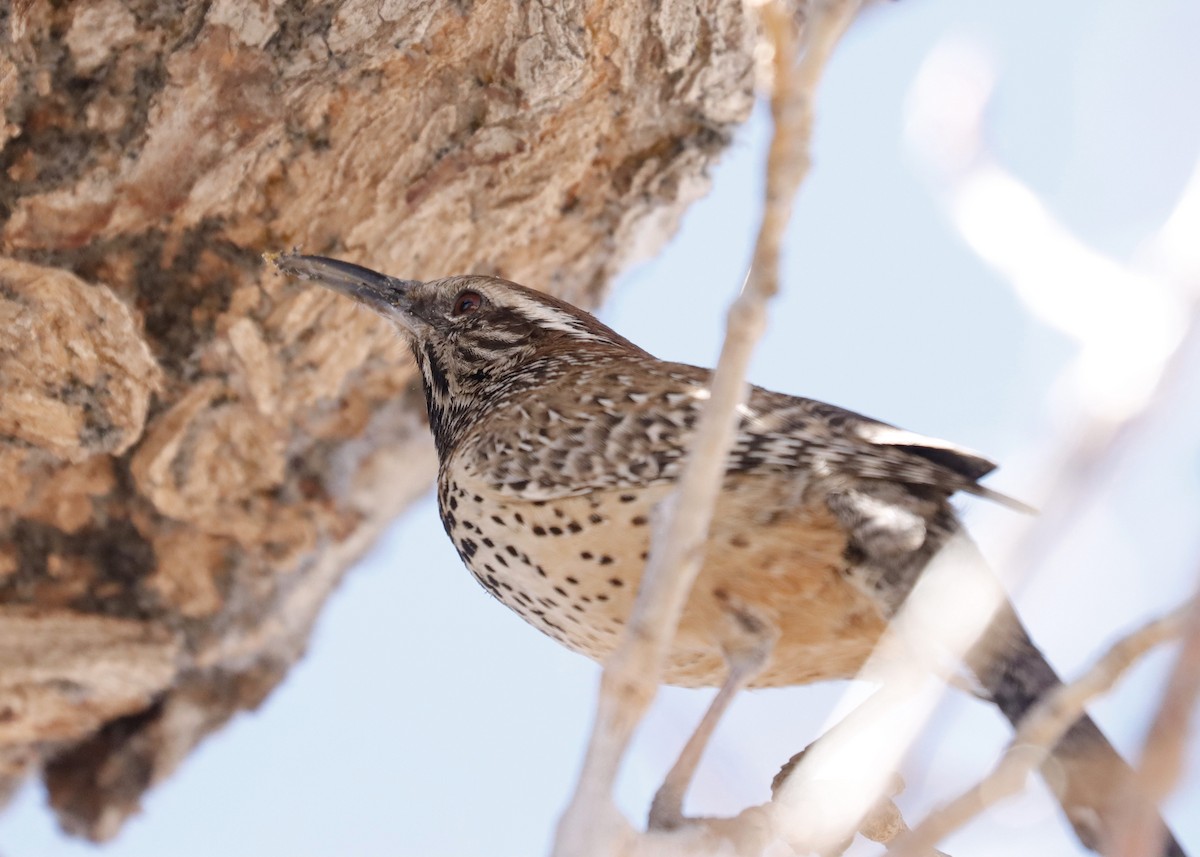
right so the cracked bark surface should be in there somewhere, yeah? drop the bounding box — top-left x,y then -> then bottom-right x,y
0,0 -> 755,840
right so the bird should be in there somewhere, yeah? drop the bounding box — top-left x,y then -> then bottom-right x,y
271,252 -> 1186,857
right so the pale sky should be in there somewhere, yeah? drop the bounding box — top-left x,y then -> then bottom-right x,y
4,1 -> 1198,855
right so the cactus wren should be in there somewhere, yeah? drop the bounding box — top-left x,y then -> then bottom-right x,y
272,254 -> 1185,857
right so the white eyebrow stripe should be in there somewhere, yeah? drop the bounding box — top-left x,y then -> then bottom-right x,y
504,293 -> 608,342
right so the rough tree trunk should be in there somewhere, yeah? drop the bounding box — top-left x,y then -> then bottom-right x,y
0,0 -> 754,840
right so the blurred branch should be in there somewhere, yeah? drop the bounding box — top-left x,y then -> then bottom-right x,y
558,16 -> 1199,857
551,1 -> 862,855
900,49 -> 1200,849
1113,562 -> 1200,857
773,749 -> 951,857
887,600 -> 1194,857
770,531 -> 1005,854
907,45 -> 1200,583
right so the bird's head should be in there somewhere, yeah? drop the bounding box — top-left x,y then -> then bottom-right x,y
270,253 -> 644,453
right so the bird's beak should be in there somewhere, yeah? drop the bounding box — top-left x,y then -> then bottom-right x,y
266,253 -> 421,322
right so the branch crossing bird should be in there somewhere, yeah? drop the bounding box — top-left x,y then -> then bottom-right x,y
272,253 -> 1187,857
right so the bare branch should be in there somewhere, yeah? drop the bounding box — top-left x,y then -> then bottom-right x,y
886,600 -> 1194,857
1112,563 -> 1200,857
556,14 -> 1198,857
769,531 -> 1007,854
907,50 -> 1200,587
551,2 -> 862,855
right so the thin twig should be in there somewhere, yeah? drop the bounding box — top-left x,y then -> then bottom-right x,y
909,51 -> 1200,598
550,2 -> 861,855
886,600 -> 1194,857
769,530 -> 1006,854
776,61 -> 1200,857
997,299 -> 1200,597
1112,561 -> 1200,857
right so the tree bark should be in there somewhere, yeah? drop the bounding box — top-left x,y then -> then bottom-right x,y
0,0 -> 754,840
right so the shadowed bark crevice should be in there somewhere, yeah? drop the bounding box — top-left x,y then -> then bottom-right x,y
0,0 -> 755,840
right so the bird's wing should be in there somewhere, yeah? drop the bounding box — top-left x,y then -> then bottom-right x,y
460,359 -> 1030,513
736,389 -> 1033,513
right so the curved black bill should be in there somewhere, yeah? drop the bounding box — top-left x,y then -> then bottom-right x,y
266,252 -> 418,314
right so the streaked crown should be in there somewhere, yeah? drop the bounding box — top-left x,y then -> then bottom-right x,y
271,254 -> 645,454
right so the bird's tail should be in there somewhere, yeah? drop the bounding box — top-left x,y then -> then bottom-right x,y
965,603 -> 1187,857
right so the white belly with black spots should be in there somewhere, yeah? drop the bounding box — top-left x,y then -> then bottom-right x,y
437,473 -> 890,688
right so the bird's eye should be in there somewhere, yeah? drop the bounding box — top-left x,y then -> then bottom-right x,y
452,290 -> 483,317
